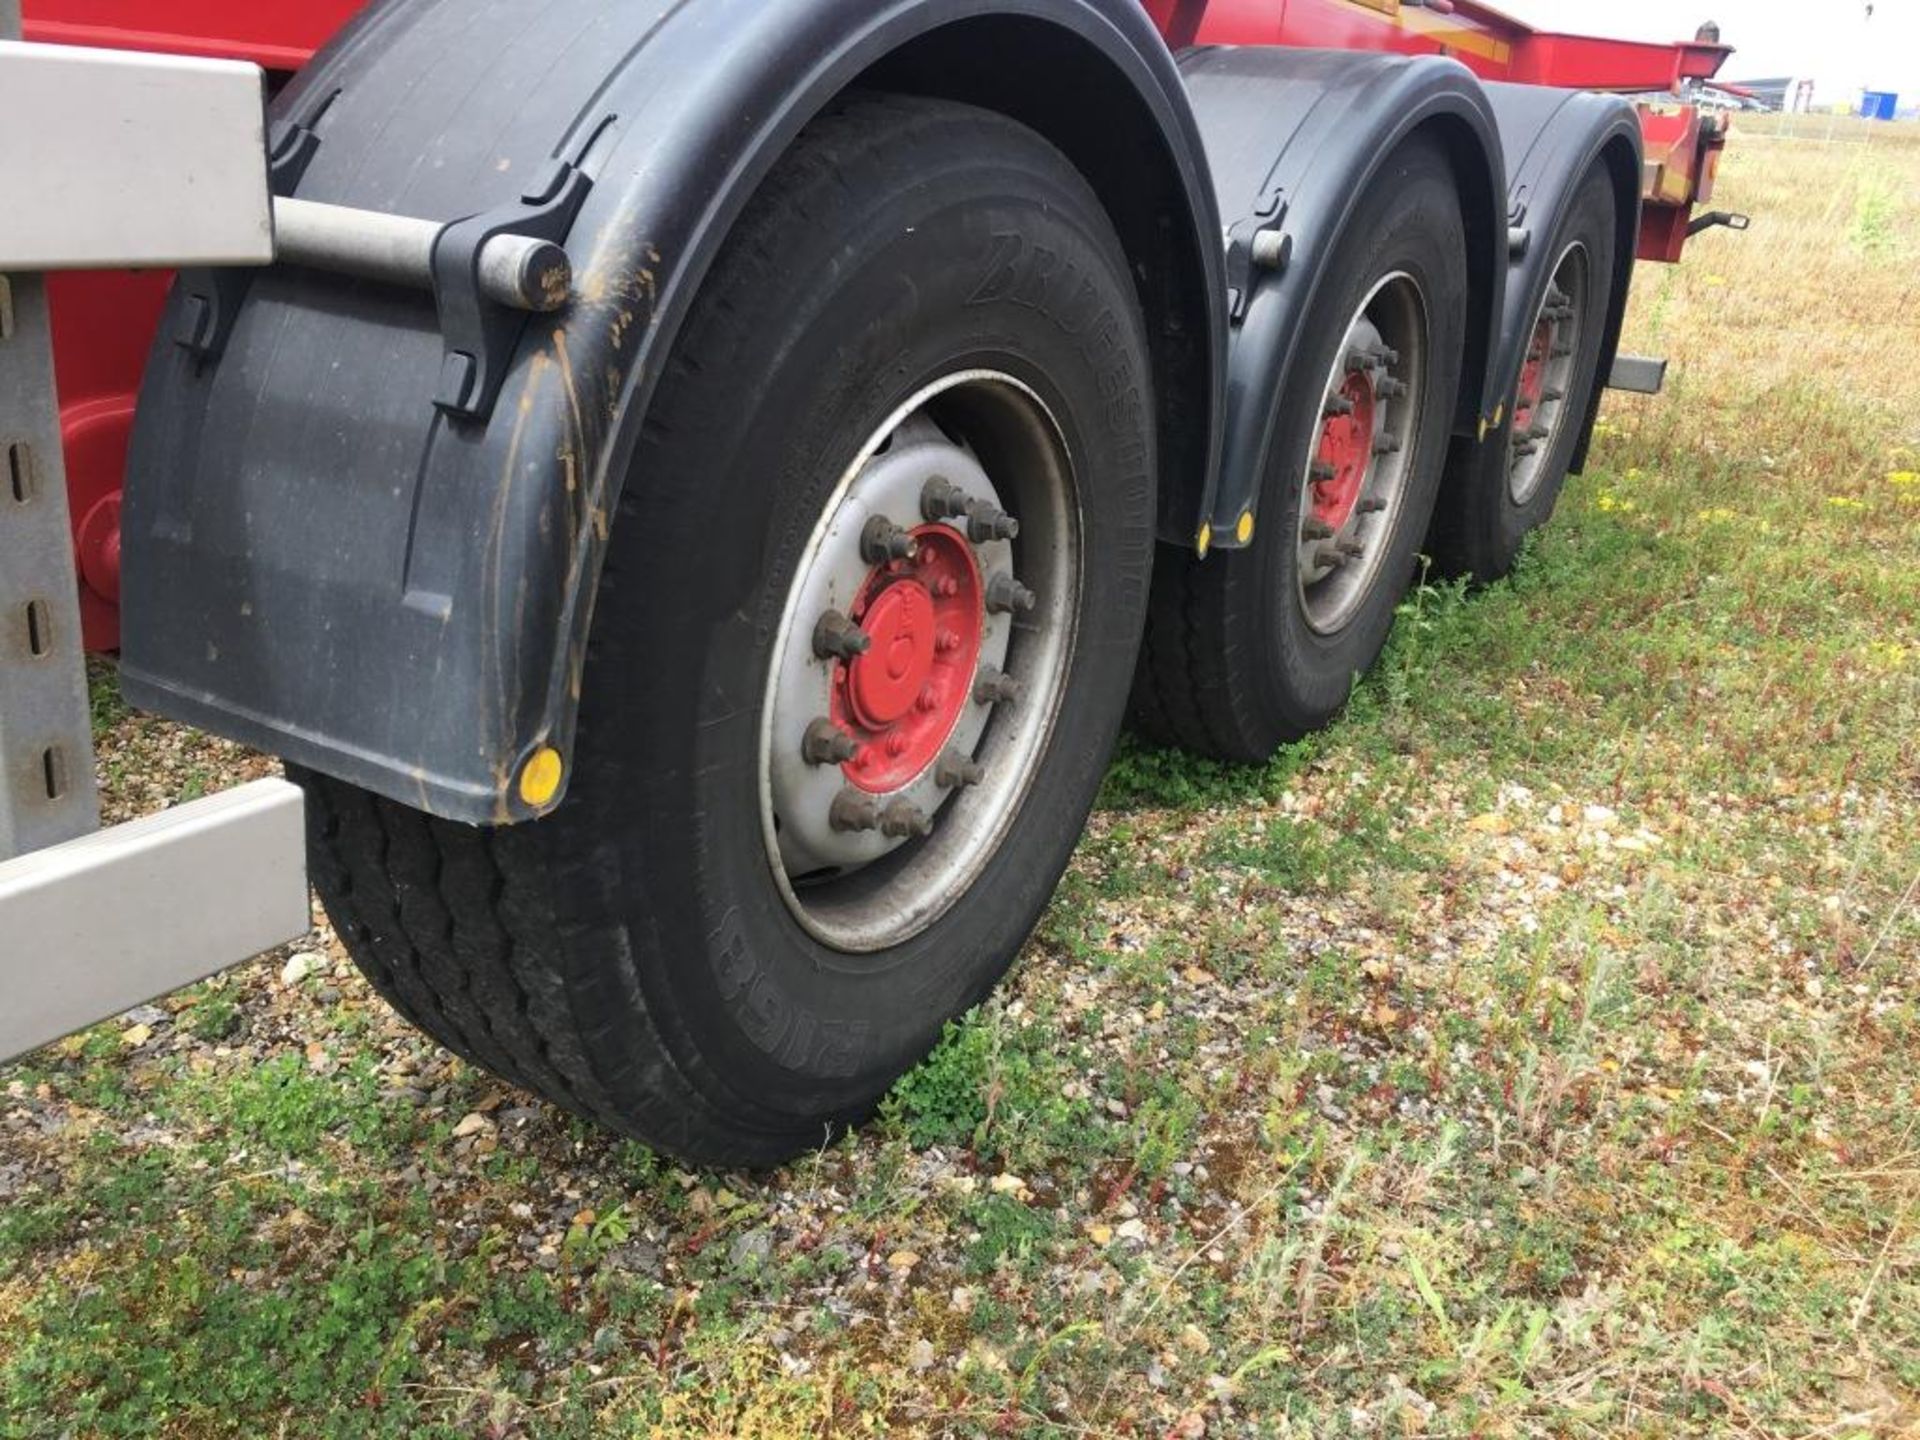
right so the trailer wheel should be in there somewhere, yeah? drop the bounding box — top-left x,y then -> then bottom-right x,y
297,95 -> 1155,1166
1133,134 -> 1468,759
1429,166 -> 1617,580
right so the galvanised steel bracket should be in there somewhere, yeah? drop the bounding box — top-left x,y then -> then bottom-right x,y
0,269 -> 101,862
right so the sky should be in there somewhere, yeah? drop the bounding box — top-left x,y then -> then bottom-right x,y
1497,0 -> 1920,105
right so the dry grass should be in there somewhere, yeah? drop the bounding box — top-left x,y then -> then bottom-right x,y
2,116 -> 1917,1438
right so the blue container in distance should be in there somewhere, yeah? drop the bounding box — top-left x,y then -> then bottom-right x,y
1860,91 -> 1898,121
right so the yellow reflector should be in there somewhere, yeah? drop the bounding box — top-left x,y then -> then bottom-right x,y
1196,523 -> 1213,559
1235,511 -> 1256,545
519,747 -> 565,808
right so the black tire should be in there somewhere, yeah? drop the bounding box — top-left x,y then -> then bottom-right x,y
1428,165 -> 1617,580
1132,134 -> 1469,761
298,94 -> 1156,1167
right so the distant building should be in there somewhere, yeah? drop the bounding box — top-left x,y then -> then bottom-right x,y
1725,76 -> 1795,112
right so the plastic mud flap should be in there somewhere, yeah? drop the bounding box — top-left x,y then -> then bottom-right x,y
120,0 -> 1227,825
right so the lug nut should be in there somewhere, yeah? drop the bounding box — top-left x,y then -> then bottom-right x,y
921,477 -> 970,522
886,733 -> 910,758
934,577 -> 960,599
1358,497 -> 1387,515
1310,461 -> 1337,483
935,750 -> 986,789
1338,539 -> 1365,560
1514,440 -> 1540,457
829,791 -> 881,833
813,610 -> 870,661
936,628 -> 963,654
1302,519 -> 1335,541
965,500 -> 1020,544
1542,387 -> 1567,404
1377,377 -> 1408,399
803,718 -> 860,766
1375,345 -> 1400,367
916,684 -> 940,713
1312,545 -> 1344,572
862,515 -> 918,564
1373,434 -> 1402,456
974,667 -> 1022,706
879,800 -> 934,839
1528,421 -> 1551,441
986,573 -> 1037,615
1324,394 -> 1355,418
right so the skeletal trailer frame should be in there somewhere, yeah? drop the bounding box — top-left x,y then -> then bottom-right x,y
0,8 -> 569,1061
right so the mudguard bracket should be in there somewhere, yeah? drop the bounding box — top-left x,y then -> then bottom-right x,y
430,160 -> 593,421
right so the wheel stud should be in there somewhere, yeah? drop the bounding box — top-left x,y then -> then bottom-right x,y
1373,434 -> 1402,456
974,667 -> 1022,706
879,800 -> 934,839
1514,439 -> 1540,457
1302,519 -> 1335,541
986,573 -> 1036,615
935,750 -> 986,789
1358,497 -> 1387,515
1377,377 -> 1408,399
921,477 -> 970,522
829,790 -> 881,833
886,733 -> 911,758
965,500 -> 1020,544
862,516 -> 918,564
1312,545 -> 1344,572
1310,461 -> 1337,483
916,684 -> 939,713
813,610 -> 871,661
1324,394 -> 1355,418
934,576 -> 960,599
1338,539 -> 1365,560
936,628 -> 963,654
803,718 -> 860,766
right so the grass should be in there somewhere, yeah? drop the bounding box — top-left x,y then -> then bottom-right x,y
4,117 -> 1918,1438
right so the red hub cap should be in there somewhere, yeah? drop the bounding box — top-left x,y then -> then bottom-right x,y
832,525 -> 983,793
1513,316 -> 1553,435
1311,370 -> 1378,531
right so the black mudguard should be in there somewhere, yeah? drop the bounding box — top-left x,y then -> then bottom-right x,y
1474,82 -> 1643,476
120,0 -> 1226,825
1176,47 -> 1507,547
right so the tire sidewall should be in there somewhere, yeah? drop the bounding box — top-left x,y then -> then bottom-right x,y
1463,167 -> 1618,571
1244,141 -> 1470,734
554,109 -> 1155,1137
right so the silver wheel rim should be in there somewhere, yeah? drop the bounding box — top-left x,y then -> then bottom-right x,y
1508,242 -> 1591,506
1294,271 -> 1430,637
758,371 -> 1082,954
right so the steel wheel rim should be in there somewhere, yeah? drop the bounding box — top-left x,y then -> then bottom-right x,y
1294,271 -> 1430,637
1508,241 -> 1591,506
759,371 -> 1082,954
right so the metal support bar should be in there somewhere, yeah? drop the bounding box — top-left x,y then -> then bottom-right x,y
1607,354 -> 1668,396
0,779 -> 309,1063
273,197 -> 573,314
0,269 -> 100,861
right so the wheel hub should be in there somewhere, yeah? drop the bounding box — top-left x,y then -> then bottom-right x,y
1294,277 -> 1429,638
760,372 -> 1079,952
1311,370 -> 1379,532
1508,242 -> 1589,506
836,525 -> 983,791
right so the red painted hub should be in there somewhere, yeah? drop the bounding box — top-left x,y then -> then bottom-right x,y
1310,371 -> 1379,531
831,524 -> 984,794
1513,316 -> 1554,434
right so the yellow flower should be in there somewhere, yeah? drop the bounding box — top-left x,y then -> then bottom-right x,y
1694,507 -> 1737,523
1890,471 -> 1919,488
1826,496 -> 1867,511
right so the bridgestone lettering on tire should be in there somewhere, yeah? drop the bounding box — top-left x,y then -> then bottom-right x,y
1429,165 -> 1618,581
296,95 -> 1156,1167
1133,133 -> 1470,760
